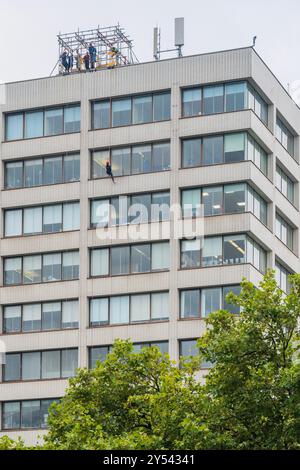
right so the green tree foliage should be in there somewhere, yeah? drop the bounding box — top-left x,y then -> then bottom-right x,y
1,271 -> 299,450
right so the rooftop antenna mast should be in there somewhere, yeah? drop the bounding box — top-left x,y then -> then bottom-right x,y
252,35 -> 257,47
153,17 -> 184,60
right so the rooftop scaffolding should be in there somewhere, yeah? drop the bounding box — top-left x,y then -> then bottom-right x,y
52,24 -> 139,76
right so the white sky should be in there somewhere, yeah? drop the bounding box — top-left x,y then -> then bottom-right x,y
0,0 -> 300,94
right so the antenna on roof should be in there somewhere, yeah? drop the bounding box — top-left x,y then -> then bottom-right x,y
153,17 -> 185,60
252,36 -> 257,48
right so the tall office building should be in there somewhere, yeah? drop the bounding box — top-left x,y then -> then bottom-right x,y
0,46 -> 299,445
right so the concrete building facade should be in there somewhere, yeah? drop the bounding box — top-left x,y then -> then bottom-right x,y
0,47 -> 299,445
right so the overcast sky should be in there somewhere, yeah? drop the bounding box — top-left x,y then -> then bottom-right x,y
0,0 -> 299,96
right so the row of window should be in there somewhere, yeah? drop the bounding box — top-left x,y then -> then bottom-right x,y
276,165 -> 294,204
6,105 -> 80,141
2,399 -> 59,431
92,91 -> 171,129
182,81 -> 268,123
90,242 -> 170,277
3,300 -> 79,334
5,153 -> 80,189
275,213 -> 294,250
275,261 -> 291,293
3,349 -> 78,382
4,202 -> 80,237
181,235 -> 267,273
2,284 -> 241,335
4,251 -> 79,286
276,117 -> 294,157
182,183 -> 267,224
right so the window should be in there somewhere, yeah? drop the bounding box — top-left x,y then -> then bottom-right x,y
90,248 -> 109,277
111,246 -> 130,275
4,209 -> 22,237
92,101 -> 110,129
248,85 -> 268,124
151,192 -> 170,222
43,253 -> 61,282
62,251 -> 79,280
23,255 -> 42,284
4,258 -> 22,285
42,350 -> 60,379
89,346 -> 111,368
152,242 -> 170,270
22,304 -> 41,332
110,296 -> 130,324
182,189 -> 201,218
89,292 -> 169,327
64,154 -> 80,182
132,145 -> 152,174
202,186 -> 222,216
247,135 -> 268,175
153,92 -> 171,121
152,143 -> 171,172
201,288 -> 222,317
132,95 -> 152,124
63,202 -> 80,231
25,111 -> 43,139
182,88 -> 202,117
224,235 -> 246,265
202,237 -> 222,267
24,207 -> 42,234
5,106 -> 80,141
43,205 -> 62,233
5,162 -> 23,189
130,194 -> 151,224
44,108 -> 63,136
111,147 -> 131,176
6,114 -> 23,140
276,117 -> 294,156
24,159 -> 43,187
3,306 -> 21,333
276,166 -> 294,203
203,85 -> 224,114
182,139 -> 201,168
224,133 -> 245,162
61,349 -> 78,378
223,286 -> 241,315
44,156 -> 63,185
247,186 -> 267,225
225,82 -> 246,112
22,352 -> 41,380
179,340 -> 198,358
4,354 -> 21,381
112,98 -> 131,127
133,342 -> 169,354
91,149 -> 109,178
180,290 -> 200,318
2,399 -> 59,430
131,244 -> 151,273
42,302 -> 62,331
64,105 -> 80,133
246,237 -> 267,273
181,239 -> 201,268
224,184 -> 246,214
275,262 -> 291,293
275,213 -> 293,250
203,136 -> 223,165
62,301 -> 79,329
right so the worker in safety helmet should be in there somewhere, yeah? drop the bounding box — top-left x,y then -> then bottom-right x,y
89,43 -> 97,69
106,161 -> 115,183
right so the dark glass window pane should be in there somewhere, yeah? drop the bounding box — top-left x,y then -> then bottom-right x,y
132,95 -> 152,124
224,235 -> 246,265
61,349 -> 78,377
5,162 -> 23,189
151,192 -> 170,222
89,347 -> 109,368
225,82 -> 246,112
132,145 -> 152,174
130,194 -> 151,224
111,148 -> 131,176
6,114 -> 23,141
201,288 -> 222,317
203,136 -> 223,165
182,139 -> 201,167
93,101 -> 110,129
4,306 -> 21,333
23,255 -> 42,284
180,290 -> 200,318
152,143 -> 170,171
203,85 -> 224,114
111,196 -> 128,226
4,354 -> 21,381
25,111 -> 43,139
3,402 -> 20,429
202,186 -> 223,216
62,301 -> 79,329
64,106 -> 80,133
90,298 -> 109,326
44,157 -> 63,185
22,304 -> 42,332
43,253 -> 61,282
91,150 -> 109,178
131,244 -> 151,273
22,352 -> 41,380
42,350 -> 60,379
41,399 -> 59,429
223,286 -> 241,315
180,340 -> 198,358
24,159 -> 43,187
21,401 -> 40,428
112,98 -> 131,127
151,341 -> 169,354
4,258 -> 22,285
182,88 -> 202,117
224,133 -> 245,163
62,251 -> 79,280
153,92 -> 171,121
44,108 -> 63,136
64,154 -> 80,182
111,246 -> 130,275
43,205 -> 62,233
202,237 -> 223,267
42,302 -> 61,330
224,184 -> 246,214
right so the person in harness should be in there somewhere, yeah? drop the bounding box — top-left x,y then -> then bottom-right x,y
106,161 -> 115,183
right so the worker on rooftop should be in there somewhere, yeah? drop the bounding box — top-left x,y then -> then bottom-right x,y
61,50 -> 70,73
89,43 -> 97,70
83,51 -> 90,71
